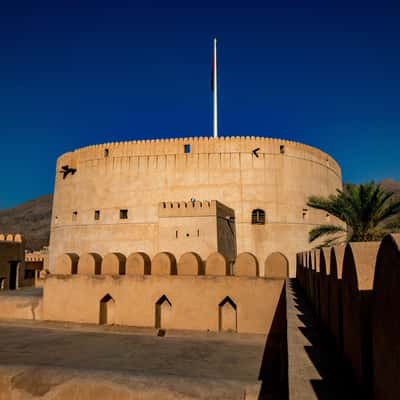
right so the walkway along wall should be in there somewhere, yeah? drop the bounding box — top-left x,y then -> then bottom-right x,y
296,234 -> 400,400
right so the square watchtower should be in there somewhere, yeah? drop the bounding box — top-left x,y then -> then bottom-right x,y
158,200 -> 236,262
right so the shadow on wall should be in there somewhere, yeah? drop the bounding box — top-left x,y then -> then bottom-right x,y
288,279 -> 360,400
258,282 -> 288,399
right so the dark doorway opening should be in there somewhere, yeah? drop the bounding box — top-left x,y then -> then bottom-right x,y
155,295 -> 172,329
9,262 -> 18,290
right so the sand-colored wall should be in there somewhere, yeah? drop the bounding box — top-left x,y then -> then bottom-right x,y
158,200 -> 236,261
0,292 -> 42,320
48,136 -> 342,277
43,274 -> 284,334
296,234 -> 400,399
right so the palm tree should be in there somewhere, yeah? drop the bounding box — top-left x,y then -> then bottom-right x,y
307,182 -> 400,246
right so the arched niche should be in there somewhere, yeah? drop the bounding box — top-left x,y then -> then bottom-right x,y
205,252 -> 230,276
155,295 -> 172,329
219,296 -> 237,332
126,252 -> 151,275
99,294 -> 116,325
55,253 -> 79,275
264,252 -> 288,278
78,252 -> 102,275
177,252 -> 203,276
152,252 -> 177,276
234,252 -> 259,277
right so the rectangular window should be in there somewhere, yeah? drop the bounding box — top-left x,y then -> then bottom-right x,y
120,209 -> 128,219
94,210 -> 100,220
184,144 -> 191,153
72,211 -> 78,221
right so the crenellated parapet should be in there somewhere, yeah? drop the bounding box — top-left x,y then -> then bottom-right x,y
25,249 -> 47,262
53,249 -> 288,279
55,136 -> 341,177
0,233 -> 23,243
158,200 -> 234,218
44,248 -> 288,334
296,234 -> 400,399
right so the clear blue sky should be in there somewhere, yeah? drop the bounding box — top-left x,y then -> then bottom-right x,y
1,0 -> 399,209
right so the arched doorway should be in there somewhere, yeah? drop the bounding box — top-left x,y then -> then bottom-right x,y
99,294 -> 115,325
219,297 -> 237,332
155,295 -> 172,329
264,252 -> 289,278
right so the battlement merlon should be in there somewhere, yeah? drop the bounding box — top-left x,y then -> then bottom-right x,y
0,233 -> 24,243
158,200 -> 234,218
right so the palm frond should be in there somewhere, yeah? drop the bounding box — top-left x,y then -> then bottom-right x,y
309,224 -> 347,243
307,181 -> 400,244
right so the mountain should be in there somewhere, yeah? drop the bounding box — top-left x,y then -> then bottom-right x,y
380,179 -> 400,200
0,179 -> 399,251
0,194 -> 53,251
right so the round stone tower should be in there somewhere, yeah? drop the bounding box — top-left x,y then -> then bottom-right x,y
48,136 -> 342,276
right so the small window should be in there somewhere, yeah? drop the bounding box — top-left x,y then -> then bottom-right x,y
302,208 -> 308,220
94,210 -> 100,220
280,145 -> 285,154
184,144 -> 191,153
72,211 -> 78,221
175,230 -> 178,238
104,148 -> 109,157
251,209 -> 265,225
120,209 -> 128,219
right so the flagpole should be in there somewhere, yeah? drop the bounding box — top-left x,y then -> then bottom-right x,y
213,37 -> 218,138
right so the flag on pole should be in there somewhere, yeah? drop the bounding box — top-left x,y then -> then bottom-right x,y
212,38 -> 218,138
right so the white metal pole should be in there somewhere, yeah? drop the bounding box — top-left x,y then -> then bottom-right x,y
213,38 -> 218,138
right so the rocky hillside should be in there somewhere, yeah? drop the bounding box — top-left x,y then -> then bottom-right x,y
381,179 -> 400,200
0,194 -> 52,251
0,179 -> 398,251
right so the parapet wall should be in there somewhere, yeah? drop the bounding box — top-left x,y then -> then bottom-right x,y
0,233 -> 23,243
43,274 -> 284,334
53,250 -> 288,278
57,136 -> 341,176
38,249 -> 289,334
158,200 -> 234,218
296,234 -> 400,400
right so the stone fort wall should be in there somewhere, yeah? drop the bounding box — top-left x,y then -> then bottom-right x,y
296,234 -> 400,399
42,249 -> 287,334
49,136 -> 342,276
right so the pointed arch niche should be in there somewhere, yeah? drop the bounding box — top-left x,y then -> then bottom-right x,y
99,294 -> 116,325
219,296 -> 237,332
155,295 -> 172,329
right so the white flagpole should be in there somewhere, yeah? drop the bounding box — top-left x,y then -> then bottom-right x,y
213,37 -> 218,138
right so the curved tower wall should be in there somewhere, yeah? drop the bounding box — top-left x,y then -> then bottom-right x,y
48,136 -> 342,276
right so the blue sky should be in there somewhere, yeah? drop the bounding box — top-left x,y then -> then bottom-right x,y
1,0 -> 399,208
